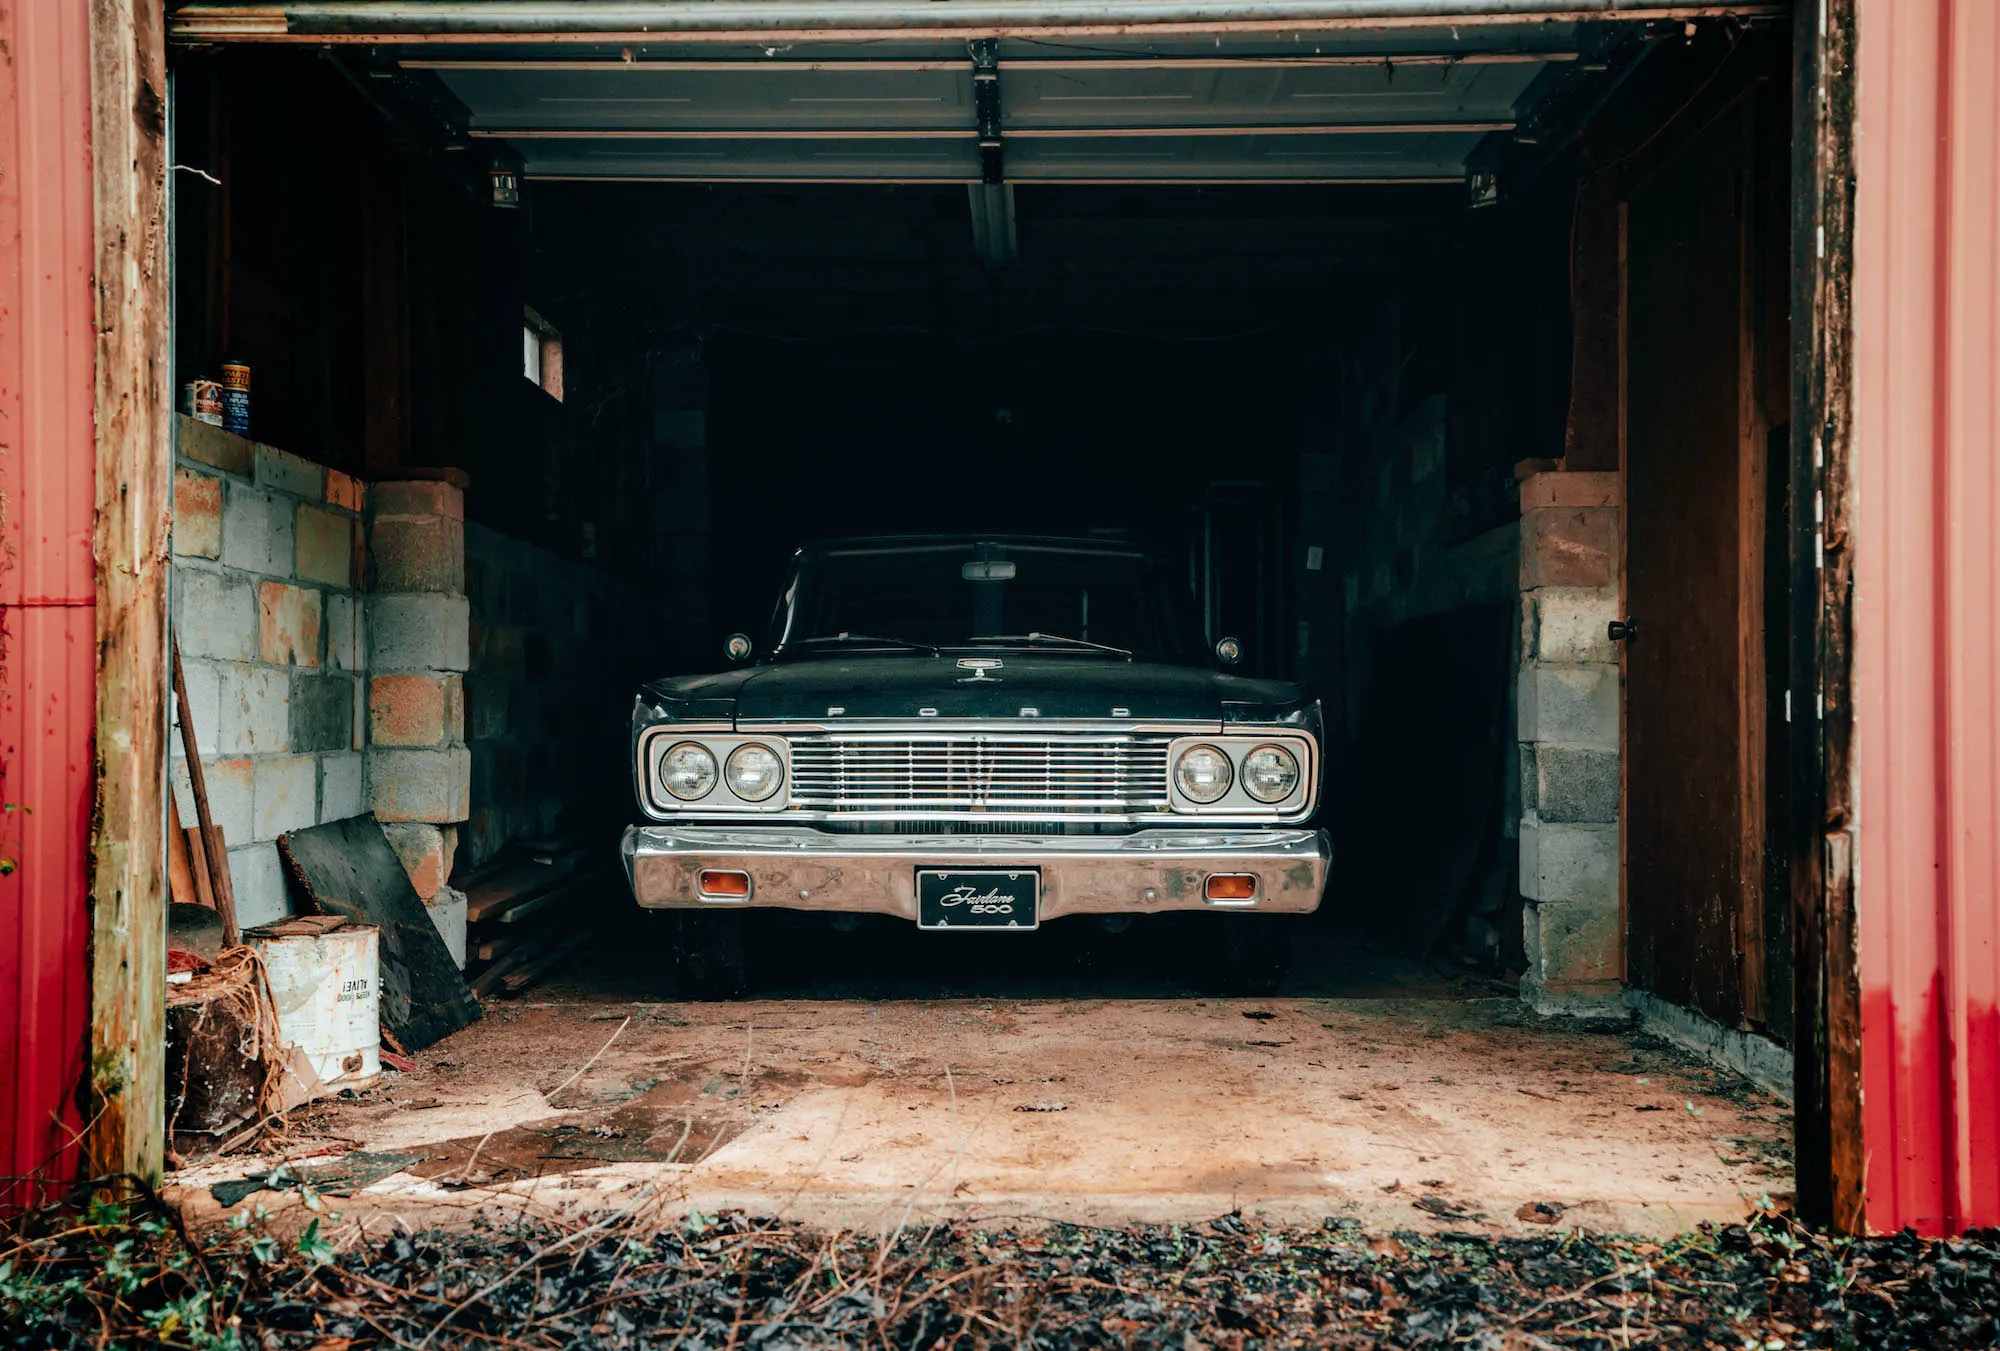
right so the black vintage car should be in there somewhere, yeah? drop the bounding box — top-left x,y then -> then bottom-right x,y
621,534 -> 1331,996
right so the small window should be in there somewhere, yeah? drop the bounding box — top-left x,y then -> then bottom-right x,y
522,306 -> 563,401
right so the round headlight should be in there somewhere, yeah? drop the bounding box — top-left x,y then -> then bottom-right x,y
659,741 -> 718,801
1174,744 -> 1234,804
725,743 -> 784,803
1241,744 -> 1301,803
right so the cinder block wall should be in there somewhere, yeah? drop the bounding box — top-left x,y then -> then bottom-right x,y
1515,470 -> 1622,1009
171,417 -> 367,927
366,480 -> 471,966
1331,395 -> 1524,966
461,523 -> 629,870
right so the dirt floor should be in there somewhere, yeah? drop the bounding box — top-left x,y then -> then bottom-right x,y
167,933 -> 1791,1238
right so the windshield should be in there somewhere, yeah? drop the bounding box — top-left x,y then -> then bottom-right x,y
769,540 -> 1201,663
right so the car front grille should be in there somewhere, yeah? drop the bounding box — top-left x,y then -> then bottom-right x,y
787,735 -> 1172,814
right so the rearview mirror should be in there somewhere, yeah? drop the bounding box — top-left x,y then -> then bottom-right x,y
724,633 -> 755,664
1214,636 -> 1243,668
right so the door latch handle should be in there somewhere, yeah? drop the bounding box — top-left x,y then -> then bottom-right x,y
1607,619 -> 1638,644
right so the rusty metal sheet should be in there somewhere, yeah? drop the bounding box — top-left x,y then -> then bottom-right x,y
1852,0 -> 2000,1235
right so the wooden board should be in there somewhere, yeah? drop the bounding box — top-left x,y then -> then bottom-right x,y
463,856 -> 578,924
278,817 -> 480,1050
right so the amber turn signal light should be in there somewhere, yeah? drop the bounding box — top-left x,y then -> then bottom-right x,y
698,869 -> 752,899
1204,874 -> 1257,902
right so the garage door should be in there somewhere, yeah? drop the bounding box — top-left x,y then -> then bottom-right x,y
167,3 -> 1740,189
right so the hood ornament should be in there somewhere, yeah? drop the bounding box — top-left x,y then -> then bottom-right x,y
956,656 -> 1003,683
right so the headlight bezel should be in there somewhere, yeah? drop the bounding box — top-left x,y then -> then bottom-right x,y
1166,734 -> 1314,815
638,727 -> 793,816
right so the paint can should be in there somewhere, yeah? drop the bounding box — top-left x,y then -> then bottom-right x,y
247,920 -> 381,1086
183,379 -> 224,426
220,360 -> 251,436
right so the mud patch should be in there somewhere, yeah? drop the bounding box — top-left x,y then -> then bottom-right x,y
406,1113 -> 745,1185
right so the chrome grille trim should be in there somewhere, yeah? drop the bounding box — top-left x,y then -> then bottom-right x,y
786,733 -> 1172,813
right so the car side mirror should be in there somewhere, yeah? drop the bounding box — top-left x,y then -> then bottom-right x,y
724,632 -> 755,664
1214,636 -> 1243,668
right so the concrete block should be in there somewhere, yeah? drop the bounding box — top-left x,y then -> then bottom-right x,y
253,754 -> 319,842
288,674 -> 354,753
370,479 -> 464,522
258,581 -> 322,667
1518,662 -> 1620,749
255,443 -> 325,500
221,485 -> 295,577
369,513 -> 465,594
295,505 -> 354,588
170,755 -> 253,845
369,673 -> 464,747
1521,505 -> 1618,590
369,746 -> 471,823
320,752 -> 365,822
1529,588 -> 1618,664
325,468 -> 364,513
1519,469 -> 1621,513
427,885 -> 469,970
1527,895 -> 1621,986
172,657 -> 224,759
228,841 -> 291,928
380,821 -> 457,900
173,469 -> 223,558
324,593 -> 361,672
177,414 -> 253,477
1534,746 -> 1620,824
369,594 -> 469,672
217,663 -> 289,754
174,568 -> 257,663
1520,818 -> 1617,905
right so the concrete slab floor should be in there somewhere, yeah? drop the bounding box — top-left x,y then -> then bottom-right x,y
168,984 -> 1792,1239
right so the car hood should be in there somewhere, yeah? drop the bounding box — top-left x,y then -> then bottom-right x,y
641,653 -> 1309,727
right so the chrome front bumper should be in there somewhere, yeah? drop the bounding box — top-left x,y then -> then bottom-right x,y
621,824 -> 1330,921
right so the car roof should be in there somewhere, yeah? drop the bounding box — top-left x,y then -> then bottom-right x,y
799,532 -> 1150,557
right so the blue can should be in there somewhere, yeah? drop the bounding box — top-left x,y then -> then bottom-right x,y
221,361 -> 251,436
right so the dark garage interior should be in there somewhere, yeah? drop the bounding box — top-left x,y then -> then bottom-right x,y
152,5 -> 1803,1231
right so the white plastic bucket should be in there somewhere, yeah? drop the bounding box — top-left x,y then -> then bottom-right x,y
249,923 -> 381,1086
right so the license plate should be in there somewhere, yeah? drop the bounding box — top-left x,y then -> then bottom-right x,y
917,869 -> 1039,931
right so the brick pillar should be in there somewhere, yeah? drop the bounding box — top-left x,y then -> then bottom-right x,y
365,479 -> 470,966
1516,471 -> 1622,1010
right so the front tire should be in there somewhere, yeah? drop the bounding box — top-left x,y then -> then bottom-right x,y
1200,917 -> 1293,996
672,911 -> 749,1000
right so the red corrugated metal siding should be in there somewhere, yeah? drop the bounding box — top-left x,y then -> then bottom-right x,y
0,0 -> 96,1204
1853,0 -> 2000,1235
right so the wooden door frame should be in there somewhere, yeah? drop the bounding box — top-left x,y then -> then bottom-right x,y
84,0 -> 172,1188
1787,0 -> 1863,1234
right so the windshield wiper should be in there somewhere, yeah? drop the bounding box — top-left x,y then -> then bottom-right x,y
969,632 -> 1133,657
790,632 -> 939,655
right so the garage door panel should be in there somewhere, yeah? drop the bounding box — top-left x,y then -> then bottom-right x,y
1003,58 -> 1541,130
522,137 -> 979,180
436,66 -> 973,132
1006,129 -> 1480,181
